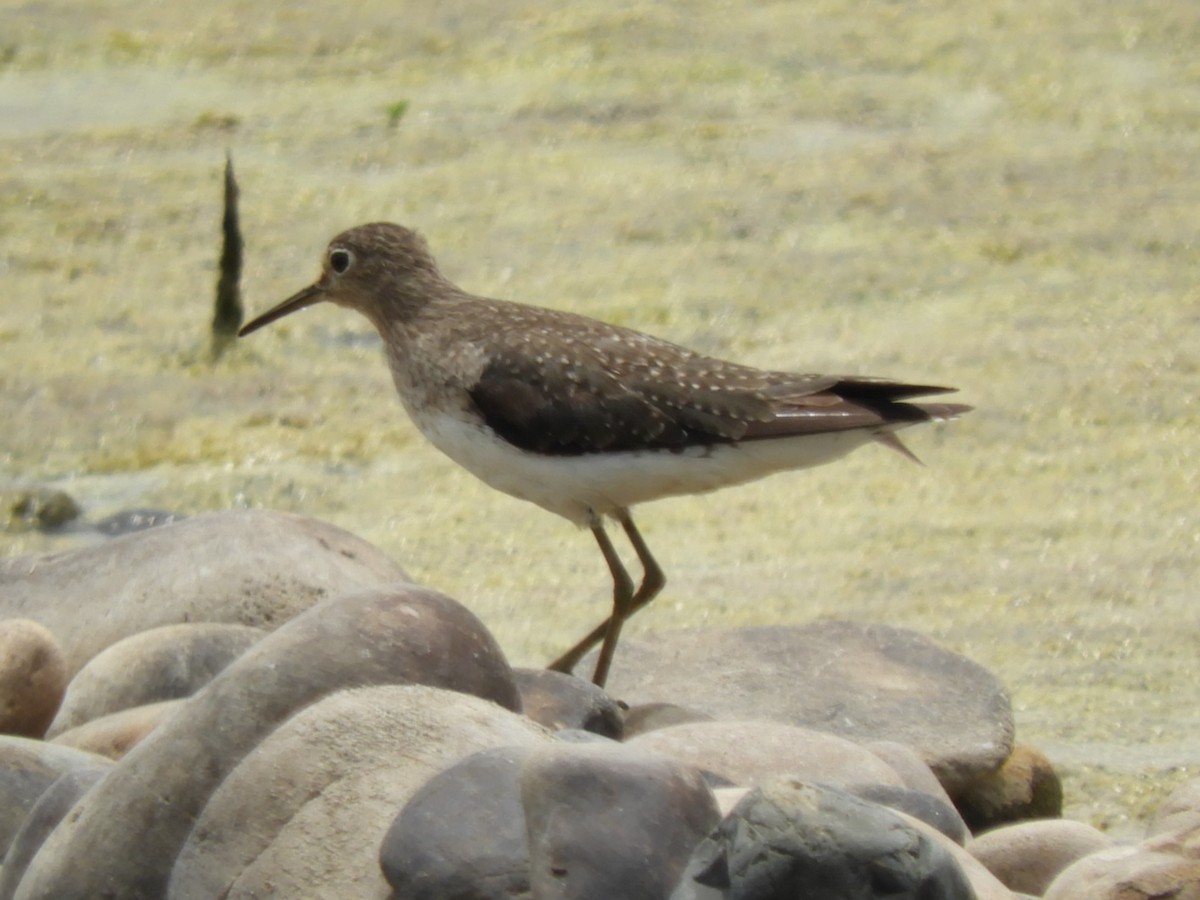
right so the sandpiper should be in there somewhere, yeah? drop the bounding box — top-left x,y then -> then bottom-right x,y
239,222 -> 970,686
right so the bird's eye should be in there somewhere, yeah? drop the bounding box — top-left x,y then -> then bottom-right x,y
329,248 -> 354,274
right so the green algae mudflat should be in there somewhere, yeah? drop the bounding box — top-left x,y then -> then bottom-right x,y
2,0 -> 1197,835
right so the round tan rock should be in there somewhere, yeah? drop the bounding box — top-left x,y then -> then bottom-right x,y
50,700 -> 182,760
47,623 -> 263,737
1149,778 -> 1200,838
1044,844 -> 1200,900
594,622 -> 1014,793
169,685 -> 551,900
0,620 -> 67,738
628,718 -> 904,789
0,510 -> 410,675
968,818 -> 1113,895
13,583 -> 519,900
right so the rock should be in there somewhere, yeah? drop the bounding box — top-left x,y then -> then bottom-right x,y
50,699 -> 182,759
513,668 -> 623,738
967,818 -> 1112,895
1149,778 -> 1200,837
894,810 -> 1014,900
522,741 -> 721,900
7,488 -> 81,531
1144,813 -> 1200,861
671,777 -> 975,899
92,508 -> 182,536
47,623 -> 264,737
1044,844 -> 1200,900
0,768 -> 107,900
865,739 -> 958,807
628,719 -> 904,789
171,686 -> 550,900
12,583 -> 519,900
380,745 -> 538,899
0,620 -> 67,738
0,736 -> 112,859
0,509 -> 409,674
851,784 -> 969,845
955,744 -> 1062,832
595,622 -> 1013,794
622,702 -> 715,739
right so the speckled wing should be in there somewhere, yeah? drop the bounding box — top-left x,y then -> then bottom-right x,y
468,349 -> 741,456
466,310 -> 963,456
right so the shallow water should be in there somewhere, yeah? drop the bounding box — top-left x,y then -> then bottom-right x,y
2,0 -> 1198,836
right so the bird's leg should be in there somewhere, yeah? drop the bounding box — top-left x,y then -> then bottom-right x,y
546,511 -> 667,683
588,521 -> 636,688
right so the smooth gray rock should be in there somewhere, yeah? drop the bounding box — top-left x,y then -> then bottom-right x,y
170,686 -> 550,900
13,583 -> 519,900
672,777 -> 976,900
849,783 -> 969,845
514,668 -> 623,738
596,622 -> 1014,793
0,509 -> 409,675
0,736 -> 112,859
0,768 -> 107,900
380,745 -> 537,899
523,742 -> 721,900
864,740 -> 958,808
47,623 -> 263,737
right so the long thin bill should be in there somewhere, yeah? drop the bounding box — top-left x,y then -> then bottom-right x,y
238,284 -> 325,337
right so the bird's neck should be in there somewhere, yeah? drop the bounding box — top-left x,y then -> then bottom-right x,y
373,287 -> 487,415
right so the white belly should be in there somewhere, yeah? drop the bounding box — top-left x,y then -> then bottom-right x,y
412,409 -> 878,526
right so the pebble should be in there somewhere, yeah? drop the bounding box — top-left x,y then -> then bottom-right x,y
592,621 -> 1014,794
522,741 -> 721,900
170,685 -> 550,900
0,736 -> 112,860
47,622 -> 262,737
380,745 -> 538,899
1043,844 -> 1200,900
967,818 -> 1113,895
0,509 -> 409,674
851,783 -> 969,844
1149,777 -> 1200,837
0,620 -> 67,738
50,699 -> 182,759
628,718 -> 906,789
0,768 -> 107,900
954,743 -> 1063,832
513,667 -> 624,738
12,583 -> 520,900
0,512 -> 1189,900
622,701 -> 715,738
670,777 -> 975,899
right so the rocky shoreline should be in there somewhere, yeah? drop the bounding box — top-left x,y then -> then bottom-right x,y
0,510 -> 1194,898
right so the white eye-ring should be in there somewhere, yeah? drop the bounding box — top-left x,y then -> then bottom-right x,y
329,247 -> 354,274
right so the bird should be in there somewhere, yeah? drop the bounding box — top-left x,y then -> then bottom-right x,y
238,222 -> 970,687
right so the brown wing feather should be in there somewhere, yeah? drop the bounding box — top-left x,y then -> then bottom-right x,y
466,303 -> 968,456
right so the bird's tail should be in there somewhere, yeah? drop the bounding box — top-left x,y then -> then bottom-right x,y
874,402 -> 972,464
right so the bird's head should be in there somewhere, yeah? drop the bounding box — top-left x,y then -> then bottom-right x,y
239,222 -> 444,337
